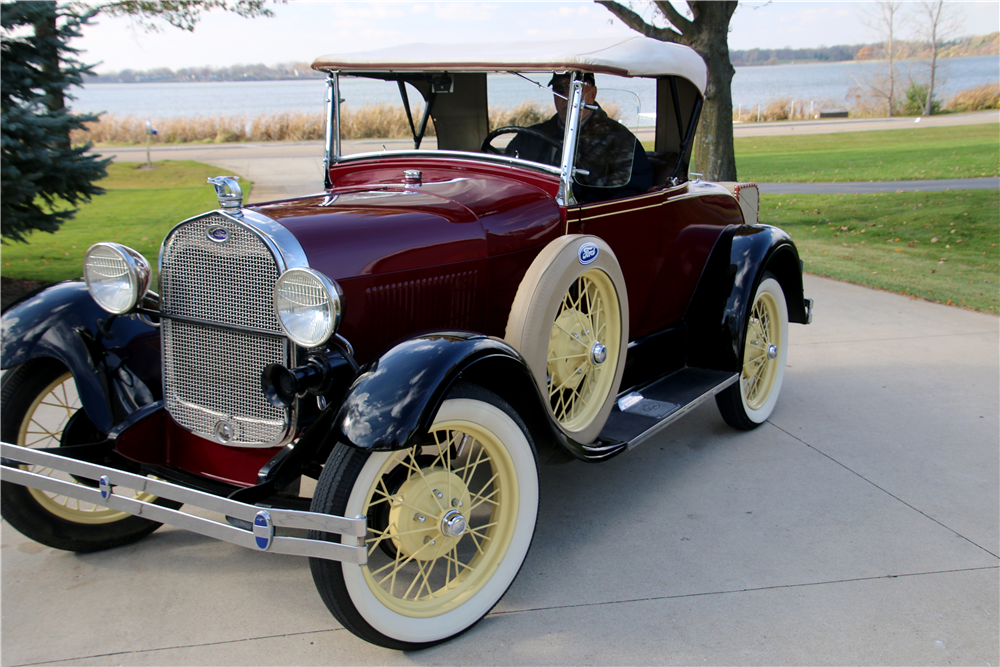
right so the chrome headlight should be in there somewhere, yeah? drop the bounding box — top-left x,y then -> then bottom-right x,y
83,243 -> 151,315
274,268 -> 343,348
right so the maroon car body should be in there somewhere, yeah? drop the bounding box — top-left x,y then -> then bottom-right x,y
1,37 -> 811,650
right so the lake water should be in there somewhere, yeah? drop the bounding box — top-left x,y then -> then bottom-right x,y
72,55 -> 999,122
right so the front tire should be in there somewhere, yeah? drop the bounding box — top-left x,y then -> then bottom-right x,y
716,276 -> 789,430
309,384 -> 539,650
0,359 -> 166,552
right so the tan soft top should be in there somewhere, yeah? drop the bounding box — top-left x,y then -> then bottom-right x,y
312,36 -> 707,96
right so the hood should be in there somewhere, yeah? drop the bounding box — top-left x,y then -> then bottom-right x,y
251,172 -> 561,279
252,186 -> 485,280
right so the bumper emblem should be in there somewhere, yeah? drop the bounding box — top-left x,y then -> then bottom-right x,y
99,475 -> 112,500
253,510 -> 274,550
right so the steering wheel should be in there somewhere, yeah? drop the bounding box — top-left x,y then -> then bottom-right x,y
481,126 -> 564,156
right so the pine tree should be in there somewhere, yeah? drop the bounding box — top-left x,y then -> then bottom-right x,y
1,1 -> 110,243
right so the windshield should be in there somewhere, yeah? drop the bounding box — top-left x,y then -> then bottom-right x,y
335,72 -> 650,201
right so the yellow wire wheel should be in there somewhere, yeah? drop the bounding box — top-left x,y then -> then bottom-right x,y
15,371 -> 153,524
506,235 -> 628,443
358,414 -> 519,617
1,359 -> 168,552
717,275 -> 789,429
741,288 -> 782,411
310,385 -> 538,649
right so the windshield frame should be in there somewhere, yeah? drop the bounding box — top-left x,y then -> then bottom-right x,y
323,71 -> 639,206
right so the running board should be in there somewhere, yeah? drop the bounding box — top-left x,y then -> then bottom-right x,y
598,368 -> 738,450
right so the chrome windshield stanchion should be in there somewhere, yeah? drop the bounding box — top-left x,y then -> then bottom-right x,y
324,72 -> 342,188
556,78 -> 586,207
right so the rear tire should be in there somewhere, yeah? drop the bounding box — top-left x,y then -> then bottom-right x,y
309,383 -> 538,649
716,276 -> 789,430
1,359 -> 166,552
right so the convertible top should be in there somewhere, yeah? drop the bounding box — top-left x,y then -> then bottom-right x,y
312,36 -> 707,96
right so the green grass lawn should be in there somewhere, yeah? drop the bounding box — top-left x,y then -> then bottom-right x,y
3,125 -> 998,315
734,124 -> 999,183
764,190 -> 1000,314
1,161 -> 250,285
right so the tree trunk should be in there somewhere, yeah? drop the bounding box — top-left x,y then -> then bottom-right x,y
923,0 -> 943,116
33,1 -> 69,149
689,22 -> 737,181
595,0 -> 738,181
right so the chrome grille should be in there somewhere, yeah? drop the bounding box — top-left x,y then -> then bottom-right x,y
160,213 -> 291,447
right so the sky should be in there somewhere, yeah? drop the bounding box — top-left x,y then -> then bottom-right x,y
73,1 -> 1000,74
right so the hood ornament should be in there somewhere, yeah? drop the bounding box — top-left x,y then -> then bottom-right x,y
207,176 -> 243,217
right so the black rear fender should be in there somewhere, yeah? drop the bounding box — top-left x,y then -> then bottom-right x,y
686,224 -> 808,371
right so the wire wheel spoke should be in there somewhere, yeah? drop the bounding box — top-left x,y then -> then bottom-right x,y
361,417 -> 510,610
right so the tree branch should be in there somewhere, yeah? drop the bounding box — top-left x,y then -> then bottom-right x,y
594,1 -> 681,42
654,0 -> 693,35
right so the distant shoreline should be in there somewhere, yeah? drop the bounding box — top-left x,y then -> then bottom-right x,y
83,52 -> 998,84
84,33 -> 998,84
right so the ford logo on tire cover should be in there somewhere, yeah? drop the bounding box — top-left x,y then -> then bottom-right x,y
578,242 -> 599,265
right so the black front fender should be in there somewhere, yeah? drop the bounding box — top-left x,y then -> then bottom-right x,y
334,332 -> 531,451
326,331 -> 609,463
1,280 -> 160,433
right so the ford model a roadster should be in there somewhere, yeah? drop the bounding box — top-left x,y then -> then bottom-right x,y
1,38 -> 812,649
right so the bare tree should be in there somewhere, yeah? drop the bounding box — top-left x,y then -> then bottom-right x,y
859,0 -> 904,116
595,1 -> 738,181
913,0 -> 964,116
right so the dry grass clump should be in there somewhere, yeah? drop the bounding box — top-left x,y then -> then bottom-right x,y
944,82 -> 1000,112
734,97 -> 843,122
70,100 -> 607,145
72,106 -> 436,144
489,101 -> 550,130
340,103 -> 436,139
71,113 -> 323,144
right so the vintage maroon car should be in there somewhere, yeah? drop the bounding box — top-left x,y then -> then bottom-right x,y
1,38 -> 811,649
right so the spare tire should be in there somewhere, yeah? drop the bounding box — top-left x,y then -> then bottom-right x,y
505,235 -> 628,444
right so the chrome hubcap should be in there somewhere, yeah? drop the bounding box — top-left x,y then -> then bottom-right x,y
767,344 -> 778,360
440,509 -> 467,538
591,342 -> 608,365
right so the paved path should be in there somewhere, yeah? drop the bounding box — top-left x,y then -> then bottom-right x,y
2,274 -> 997,665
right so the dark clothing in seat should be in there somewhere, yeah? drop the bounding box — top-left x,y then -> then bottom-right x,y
506,106 -> 653,203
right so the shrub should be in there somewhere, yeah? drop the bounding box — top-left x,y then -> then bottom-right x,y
902,82 -> 942,116
944,82 -> 1000,112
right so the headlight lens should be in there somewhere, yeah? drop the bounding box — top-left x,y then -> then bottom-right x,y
83,243 -> 150,315
274,268 -> 343,348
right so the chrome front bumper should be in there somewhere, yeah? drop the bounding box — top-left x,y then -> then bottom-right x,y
0,442 -> 367,564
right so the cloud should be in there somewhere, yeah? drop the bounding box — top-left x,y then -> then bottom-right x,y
330,4 -> 407,20
432,2 -> 500,21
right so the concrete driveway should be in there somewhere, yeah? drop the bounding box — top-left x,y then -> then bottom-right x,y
2,274 -> 997,666
5,111 -> 999,664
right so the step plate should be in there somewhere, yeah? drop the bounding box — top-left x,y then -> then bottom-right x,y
599,368 -> 738,450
